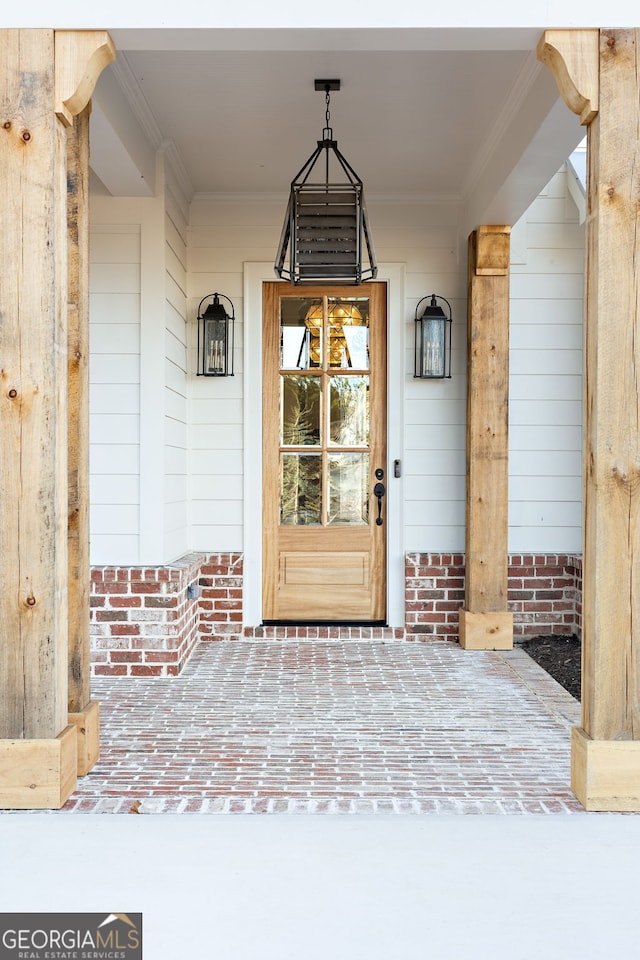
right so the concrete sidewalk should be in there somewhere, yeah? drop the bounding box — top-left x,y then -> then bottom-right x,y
1,814 -> 639,959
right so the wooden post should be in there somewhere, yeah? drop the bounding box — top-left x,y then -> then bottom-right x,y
0,29 -> 113,809
539,28 -> 640,811
459,226 -> 513,650
66,104 -> 100,776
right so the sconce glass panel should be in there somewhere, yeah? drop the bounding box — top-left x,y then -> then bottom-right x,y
204,317 -> 227,375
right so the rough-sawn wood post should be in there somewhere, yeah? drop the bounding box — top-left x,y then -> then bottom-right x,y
539,28 -> 640,811
0,28 -> 113,808
459,226 -> 513,650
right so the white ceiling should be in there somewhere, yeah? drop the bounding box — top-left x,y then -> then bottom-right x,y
116,48 -> 529,197
91,29 -> 585,227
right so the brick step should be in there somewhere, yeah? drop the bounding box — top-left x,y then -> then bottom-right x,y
242,625 -> 405,641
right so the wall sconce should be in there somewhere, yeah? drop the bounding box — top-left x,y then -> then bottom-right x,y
197,293 -> 235,377
414,295 -> 452,379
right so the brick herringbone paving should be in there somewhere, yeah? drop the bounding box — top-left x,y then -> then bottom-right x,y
62,639 -> 585,814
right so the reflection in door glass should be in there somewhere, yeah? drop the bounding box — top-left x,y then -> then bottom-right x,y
282,376 -> 321,445
328,453 -> 369,525
280,298 -> 322,369
281,453 -> 321,525
328,298 -> 369,369
329,376 -> 369,446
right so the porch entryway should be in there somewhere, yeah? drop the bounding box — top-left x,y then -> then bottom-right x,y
40,638 -> 584,814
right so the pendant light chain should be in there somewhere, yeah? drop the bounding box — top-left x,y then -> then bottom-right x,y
323,85 -> 333,141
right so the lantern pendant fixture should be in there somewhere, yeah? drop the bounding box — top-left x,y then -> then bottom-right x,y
275,79 -> 377,286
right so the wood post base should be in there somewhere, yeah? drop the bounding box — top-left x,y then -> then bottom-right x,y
459,610 -> 513,649
68,699 -> 100,776
0,726 -> 77,809
571,726 -> 640,811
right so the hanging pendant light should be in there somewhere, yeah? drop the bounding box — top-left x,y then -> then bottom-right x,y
275,79 -> 377,286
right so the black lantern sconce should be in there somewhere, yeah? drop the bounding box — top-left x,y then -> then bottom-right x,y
197,293 -> 235,377
414,295 -> 452,379
274,79 -> 377,285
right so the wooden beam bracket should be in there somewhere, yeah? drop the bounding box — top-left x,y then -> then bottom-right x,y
537,29 -> 599,125
55,30 -> 115,127
473,225 -> 511,276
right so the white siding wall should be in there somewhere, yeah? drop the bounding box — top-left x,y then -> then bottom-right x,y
509,166 -> 584,553
188,197 -> 466,554
188,198 -> 268,552
381,202 -> 466,552
89,163 -> 584,567
164,179 -> 189,560
89,223 -> 141,563
89,173 -> 190,566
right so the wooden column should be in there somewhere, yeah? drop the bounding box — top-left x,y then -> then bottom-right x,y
459,226 -> 513,650
66,104 -> 100,776
539,29 -> 640,810
0,29 -> 113,809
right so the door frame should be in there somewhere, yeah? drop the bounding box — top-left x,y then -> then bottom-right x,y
243,261 -> 405,629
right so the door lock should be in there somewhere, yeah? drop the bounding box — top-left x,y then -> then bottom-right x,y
373,481 -> 385,526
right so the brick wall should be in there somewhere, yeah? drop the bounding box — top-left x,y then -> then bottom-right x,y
90,553 -> 244,677
91,551 -> 582,675
405,553 -> 466,641
198,553 -> 244,640
508,554 -> 582,639
405,553 -> 582,642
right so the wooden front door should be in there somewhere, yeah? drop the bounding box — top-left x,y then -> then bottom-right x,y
263,282 -> 387,623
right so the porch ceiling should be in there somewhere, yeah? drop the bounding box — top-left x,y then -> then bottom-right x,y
91,28 -> 585,227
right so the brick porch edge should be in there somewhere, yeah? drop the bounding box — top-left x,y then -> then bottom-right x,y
90,552 -> 582,677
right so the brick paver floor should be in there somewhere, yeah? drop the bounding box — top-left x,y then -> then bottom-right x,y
39,639 -> 589,814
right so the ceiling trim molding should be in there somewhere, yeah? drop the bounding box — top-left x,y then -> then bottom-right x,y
461,50 -> 543,204
111,53 -> 195,200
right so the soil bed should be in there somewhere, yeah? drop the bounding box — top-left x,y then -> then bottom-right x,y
519,634 -> 581,701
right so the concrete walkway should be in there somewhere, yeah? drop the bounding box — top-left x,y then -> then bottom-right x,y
2,814 -> 640,959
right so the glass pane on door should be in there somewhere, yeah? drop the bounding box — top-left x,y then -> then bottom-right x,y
328,453 -> 369,525
329,375 -> 369,446
282,375 -> 321,445
280,453 -> 321,525
278,295 -> 372,529
327,298 -> 370,369
280,297 -> 322,369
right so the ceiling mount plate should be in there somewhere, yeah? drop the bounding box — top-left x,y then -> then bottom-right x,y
314,79 -> 341,91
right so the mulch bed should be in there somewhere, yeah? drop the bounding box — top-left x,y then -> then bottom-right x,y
519,634 -> 581,701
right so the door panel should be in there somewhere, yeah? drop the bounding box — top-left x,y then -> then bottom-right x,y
263,282 -> 387,622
